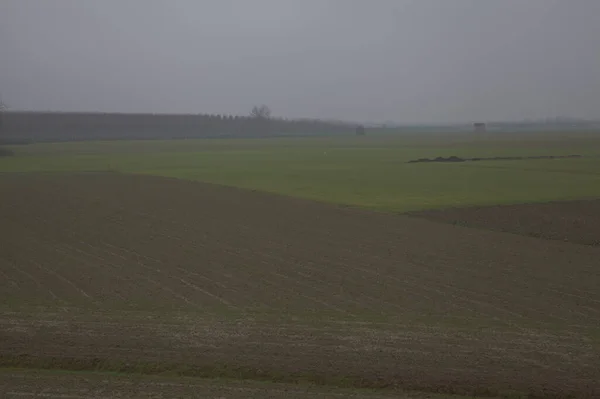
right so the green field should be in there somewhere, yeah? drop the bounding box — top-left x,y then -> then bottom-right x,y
2,131 -> 600,398
2,131 -> 600,212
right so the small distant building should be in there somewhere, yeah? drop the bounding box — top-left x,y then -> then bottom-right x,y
473,123 -> 487,133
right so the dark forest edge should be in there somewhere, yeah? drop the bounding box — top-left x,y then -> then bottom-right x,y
0,111 -> 357,142
2,111 -> 600,144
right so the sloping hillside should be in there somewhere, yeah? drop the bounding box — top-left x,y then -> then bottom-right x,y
1,173 -> 598,397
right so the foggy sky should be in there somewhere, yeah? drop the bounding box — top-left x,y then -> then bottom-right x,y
1,0 -> 599,123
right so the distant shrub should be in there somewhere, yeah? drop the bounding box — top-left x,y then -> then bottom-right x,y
0,138 -> 33,145
0,147 -> 15,157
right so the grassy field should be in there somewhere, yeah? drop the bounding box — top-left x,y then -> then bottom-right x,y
1,131 -> 600,398
2,132 -> 600,212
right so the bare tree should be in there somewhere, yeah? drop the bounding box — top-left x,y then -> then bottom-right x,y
250,105 -> 271,119
0,97 -> 13,154
0,99 -> 7,130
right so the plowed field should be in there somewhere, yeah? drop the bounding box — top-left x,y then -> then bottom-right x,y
410,199 -> 600,246
1,173 -> 599,398
1,370 -> 439,399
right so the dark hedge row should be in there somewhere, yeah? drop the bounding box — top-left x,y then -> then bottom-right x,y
0,112 -> 354,141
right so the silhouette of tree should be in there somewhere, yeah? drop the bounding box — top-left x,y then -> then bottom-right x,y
0,98 -> 14,152
0,100 -> 7,130
250,105 -> 271,119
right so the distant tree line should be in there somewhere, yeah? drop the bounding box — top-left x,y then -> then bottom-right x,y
0,106 -> 354,142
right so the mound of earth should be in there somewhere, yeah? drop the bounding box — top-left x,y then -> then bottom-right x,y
409,199 -> 600,246
407,154 -> 582,163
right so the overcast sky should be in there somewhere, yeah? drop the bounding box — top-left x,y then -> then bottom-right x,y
1,0 -> 599,123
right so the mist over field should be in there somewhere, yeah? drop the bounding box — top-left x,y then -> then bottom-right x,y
1,0 -> 600,124
2,2 -> 600,399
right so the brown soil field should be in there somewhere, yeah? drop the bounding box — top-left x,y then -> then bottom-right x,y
0,370 -> 466,399
409,199 -> 600,247
1,173 -> 599,398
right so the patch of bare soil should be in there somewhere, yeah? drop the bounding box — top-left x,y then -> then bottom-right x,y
2,370 -> 445,399
1,173 -> 599,398
409,199 -> 600,246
